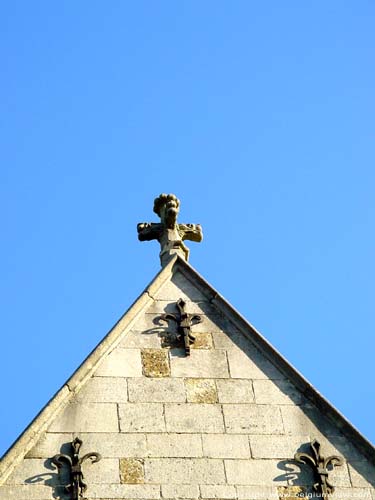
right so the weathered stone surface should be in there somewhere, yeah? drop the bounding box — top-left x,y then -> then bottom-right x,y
216,379 -> 254,403
165,403 -> 224,433
280,405 -> 342,436
223,404 -> 284,434
158,271 -> 209,301
81,458 -> 120,484
141,348 -> 170,377
120,329 -> 161,348
119,403 -> 165,432
170,349 -> 229,378
227,347 -> 283,379
0,485 -> 54,500
191,332 -> 213,349
202,434 -> 250,459
128,377 -> 185,402
236,485 -> 277,500
74,377 -> 128,403
277,486 -> 307,500
120,458 -> 144,484
331,487 -> 373,499
95,348 -> 142,377
6,459 -> 52,485
89,483 -> 160,498
249,435 -> 310,459
26,432 -> 73,458
146,433 -> 202,457
48,403 -> 119,432
200,484 -> 237,499
253,379 -> 303,405
145,458 -> 226,484
162,484 -> 200,498
225,458 -> 287,485
147,299 -> 217,316
185,378 -> 217,403
79,432 -> 147,457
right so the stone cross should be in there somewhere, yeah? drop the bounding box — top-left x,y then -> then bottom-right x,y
137,193 -> 203,267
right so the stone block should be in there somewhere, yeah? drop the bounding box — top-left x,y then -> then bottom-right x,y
74,377 -> 128,403
200,484 -> 237,499
79,432 -> 147,457
120,458 -> 144,484
6,459 -> 51,485
95,348 -> 142,377
223,404 -> 284,434
141,349 -> 170,377
331,487 -> 373,499
277,486 -> 307,499
146,433 -> 203,457
119,403 -> 165,432
89,483 -> 160,498
249,435 -> 310,459
147,299 -> 217,316
144,458 -> 226,484
170,349 -> 229,378
158,271 -> 209,301
82,458 -> 120,484
191,332 -> 213,349
185,379 -> 217,403
162,484 -> 200,498
216,379 -> 254,403
128,377 -> 185,403
48,403 -> 119,432
0,485 -> 53,500
165,403 -> 224,433
26,433 -> 73,458
253,380 -> 303,405
225,458 -> 286,485
227,347 -> 283,379
236,485 -> 277,500
202,434 -> 250,459
120,329 -> 161,348
280,405 -> 342,437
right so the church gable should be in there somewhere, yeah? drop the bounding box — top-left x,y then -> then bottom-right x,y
1,257 -> 374,500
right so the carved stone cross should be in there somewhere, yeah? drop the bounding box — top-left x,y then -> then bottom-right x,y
137,193 -> 203,266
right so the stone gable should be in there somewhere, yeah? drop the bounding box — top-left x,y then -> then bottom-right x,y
1,258 -> 374,500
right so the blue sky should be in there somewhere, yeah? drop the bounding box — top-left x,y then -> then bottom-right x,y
1,1 -> 374,456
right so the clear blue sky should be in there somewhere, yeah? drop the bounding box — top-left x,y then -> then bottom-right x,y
1,2 -> 374,456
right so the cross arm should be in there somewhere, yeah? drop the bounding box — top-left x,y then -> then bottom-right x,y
178,223 -> 203,243
137,222 -> 163,241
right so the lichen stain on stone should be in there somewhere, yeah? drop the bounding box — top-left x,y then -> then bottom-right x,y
141,348 -> 170,377
191,333 -> 213,349
185,378 -> 218,403
277,485 -> 307,500
120,458 -> 145,484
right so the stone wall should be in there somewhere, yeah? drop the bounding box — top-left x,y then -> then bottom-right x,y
1,268 -> 374,500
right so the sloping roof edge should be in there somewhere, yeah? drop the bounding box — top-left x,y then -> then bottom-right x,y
174,257 -> 375,463
0,257 -> 177,483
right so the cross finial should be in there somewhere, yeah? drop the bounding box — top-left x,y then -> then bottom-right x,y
137,193 -> 203,266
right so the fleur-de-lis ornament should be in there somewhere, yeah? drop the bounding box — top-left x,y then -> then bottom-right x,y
51,437 -> 101,500
161,298 -> 202,355
294,439 -> 343,497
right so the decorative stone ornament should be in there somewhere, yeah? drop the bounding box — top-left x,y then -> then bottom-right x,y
51,437 -> 101,500
137,193 -> 203,266
294,439 -> 344,497
161,298 -> 202,355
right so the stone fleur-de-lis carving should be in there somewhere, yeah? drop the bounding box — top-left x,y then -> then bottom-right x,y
294,439 -> 343,497
51,437 -> 101,500
160,298 -> 202,355
137,193 -> 203,267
